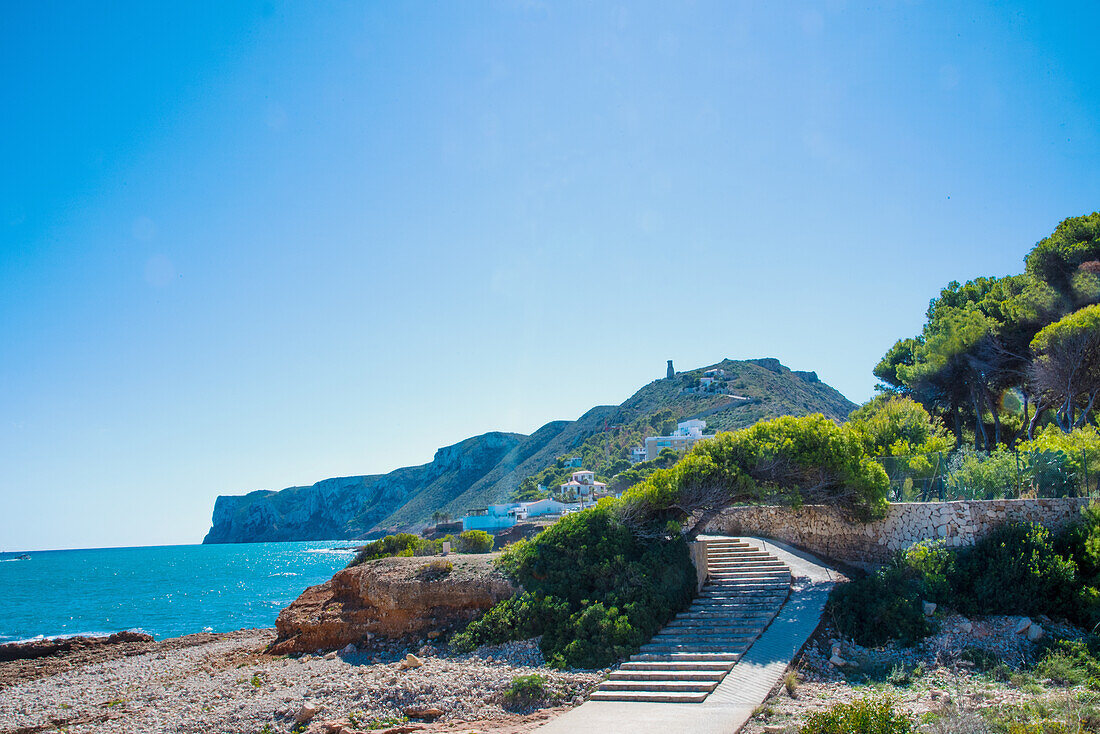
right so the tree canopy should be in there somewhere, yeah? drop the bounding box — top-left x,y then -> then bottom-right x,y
618,414 -> 889,537
875,212 -> 1100,446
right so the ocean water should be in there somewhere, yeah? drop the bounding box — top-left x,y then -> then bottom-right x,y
0,541 -> 356,643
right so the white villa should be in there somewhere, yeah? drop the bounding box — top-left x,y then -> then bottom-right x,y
644,419 -> 715,460
560,469 -> 607,500
629,446 -> 648,464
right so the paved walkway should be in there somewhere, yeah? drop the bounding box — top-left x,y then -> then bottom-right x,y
535,536 -> 836,734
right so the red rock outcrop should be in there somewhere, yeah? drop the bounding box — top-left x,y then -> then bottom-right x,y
270,554 -> 515,655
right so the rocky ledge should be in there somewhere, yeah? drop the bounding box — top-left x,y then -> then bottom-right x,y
0,630 -> 154,663
271,554 -> 516,655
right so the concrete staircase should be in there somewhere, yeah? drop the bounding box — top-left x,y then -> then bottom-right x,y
589,538 -> 791,703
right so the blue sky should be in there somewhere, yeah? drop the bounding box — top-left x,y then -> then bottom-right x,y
2,1 -> 1098,551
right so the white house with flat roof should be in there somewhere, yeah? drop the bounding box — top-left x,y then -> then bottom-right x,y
509,498 -> 567,521
461,504 -> 518,532
461,498 -> 569,530
644,419 -> 715,461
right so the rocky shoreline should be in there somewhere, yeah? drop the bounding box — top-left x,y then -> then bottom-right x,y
0,628 -> 601,734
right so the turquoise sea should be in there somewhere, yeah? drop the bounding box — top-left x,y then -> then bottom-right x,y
0,541 -> 356,643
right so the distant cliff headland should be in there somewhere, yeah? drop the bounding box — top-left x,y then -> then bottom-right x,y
202,357 -> 855,544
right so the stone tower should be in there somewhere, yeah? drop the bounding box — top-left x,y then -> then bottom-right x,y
666,360 -> 675,379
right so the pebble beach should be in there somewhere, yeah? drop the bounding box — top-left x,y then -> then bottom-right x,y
0,629 -> 601,734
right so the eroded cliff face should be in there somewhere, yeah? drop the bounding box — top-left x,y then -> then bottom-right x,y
269,555 -> 515,654
202,432 -> 524,543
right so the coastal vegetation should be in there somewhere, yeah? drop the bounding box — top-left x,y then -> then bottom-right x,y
451,503 -> 696,668
348,530 -> 493,567
875,212 -> 1100,448
798,694 -> 914,734
830,506 -> 1100,647
618,414 -> 891,537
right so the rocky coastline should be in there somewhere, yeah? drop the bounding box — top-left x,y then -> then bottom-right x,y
0,627 -> 600,734
0,553 -> 592,734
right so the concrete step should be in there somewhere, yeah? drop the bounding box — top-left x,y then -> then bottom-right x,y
662,622 -> 768,633
629,652 -> 742,662
589,690 -> 709,703
696,597 -> 786,607
649,635 -> 758,646
607,669 -> 726,683
700,589 -> 787,598
597,680 -> 717,693
705,551 -> 756,557
670,609 -> 776,620
640,649 -> 751,657
703,583 -> 789,592
619,661 -> 734,672
693,592 -> 787,601
642,638 -> 752,651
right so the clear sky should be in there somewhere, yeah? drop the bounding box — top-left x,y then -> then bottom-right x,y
2,2 -> 1098,551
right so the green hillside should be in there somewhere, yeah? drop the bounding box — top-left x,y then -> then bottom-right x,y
373,357 -> 855,532
204,356 -> 856,543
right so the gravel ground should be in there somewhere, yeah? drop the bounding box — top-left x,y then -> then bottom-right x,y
0,629 -> 603,734
741,612 -> 1092,734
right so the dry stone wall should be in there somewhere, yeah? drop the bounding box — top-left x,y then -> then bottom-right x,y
704,498 -> 1092,569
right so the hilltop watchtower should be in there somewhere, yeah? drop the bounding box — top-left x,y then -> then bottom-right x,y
666,360 -> 675,379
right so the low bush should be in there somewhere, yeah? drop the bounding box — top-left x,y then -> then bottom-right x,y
799,694 -> 914,734
349,530 -> 496,567
452,503 -> 695,669
349,533 -> 427,565
903,539 -> 956,604
502,673 -> 548,709
828,562 -> 933,647
950,523 -> 1081,620
1033,638 -> 1100,687
455,529 -> 494,554
415,559 -> 452,582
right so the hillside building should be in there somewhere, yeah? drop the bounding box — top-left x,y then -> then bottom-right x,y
560,469 -> 607,503
644,419 -> 715,461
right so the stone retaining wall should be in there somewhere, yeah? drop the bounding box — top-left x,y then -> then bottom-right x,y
703,498 -> 1092,570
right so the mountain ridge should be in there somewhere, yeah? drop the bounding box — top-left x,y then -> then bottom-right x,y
202,357 -> 856,543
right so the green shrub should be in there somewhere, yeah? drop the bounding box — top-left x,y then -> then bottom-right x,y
903,539 -> 956,604
349,533 -> 430,566
799,694 -> 914,734
1057,503 -> 1100,587
828,563 -> 933,647
949,523 -> 1081,620
1033,638 -> 1100,687
620,414 -> 889,536
349,531 -> 484,567
946,447 -> 1018,500
502,674 -> 548,709
455,529 -> 494,554
453,504 -> 695,669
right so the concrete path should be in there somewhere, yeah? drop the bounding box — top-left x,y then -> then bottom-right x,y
535,536 -> 836,734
